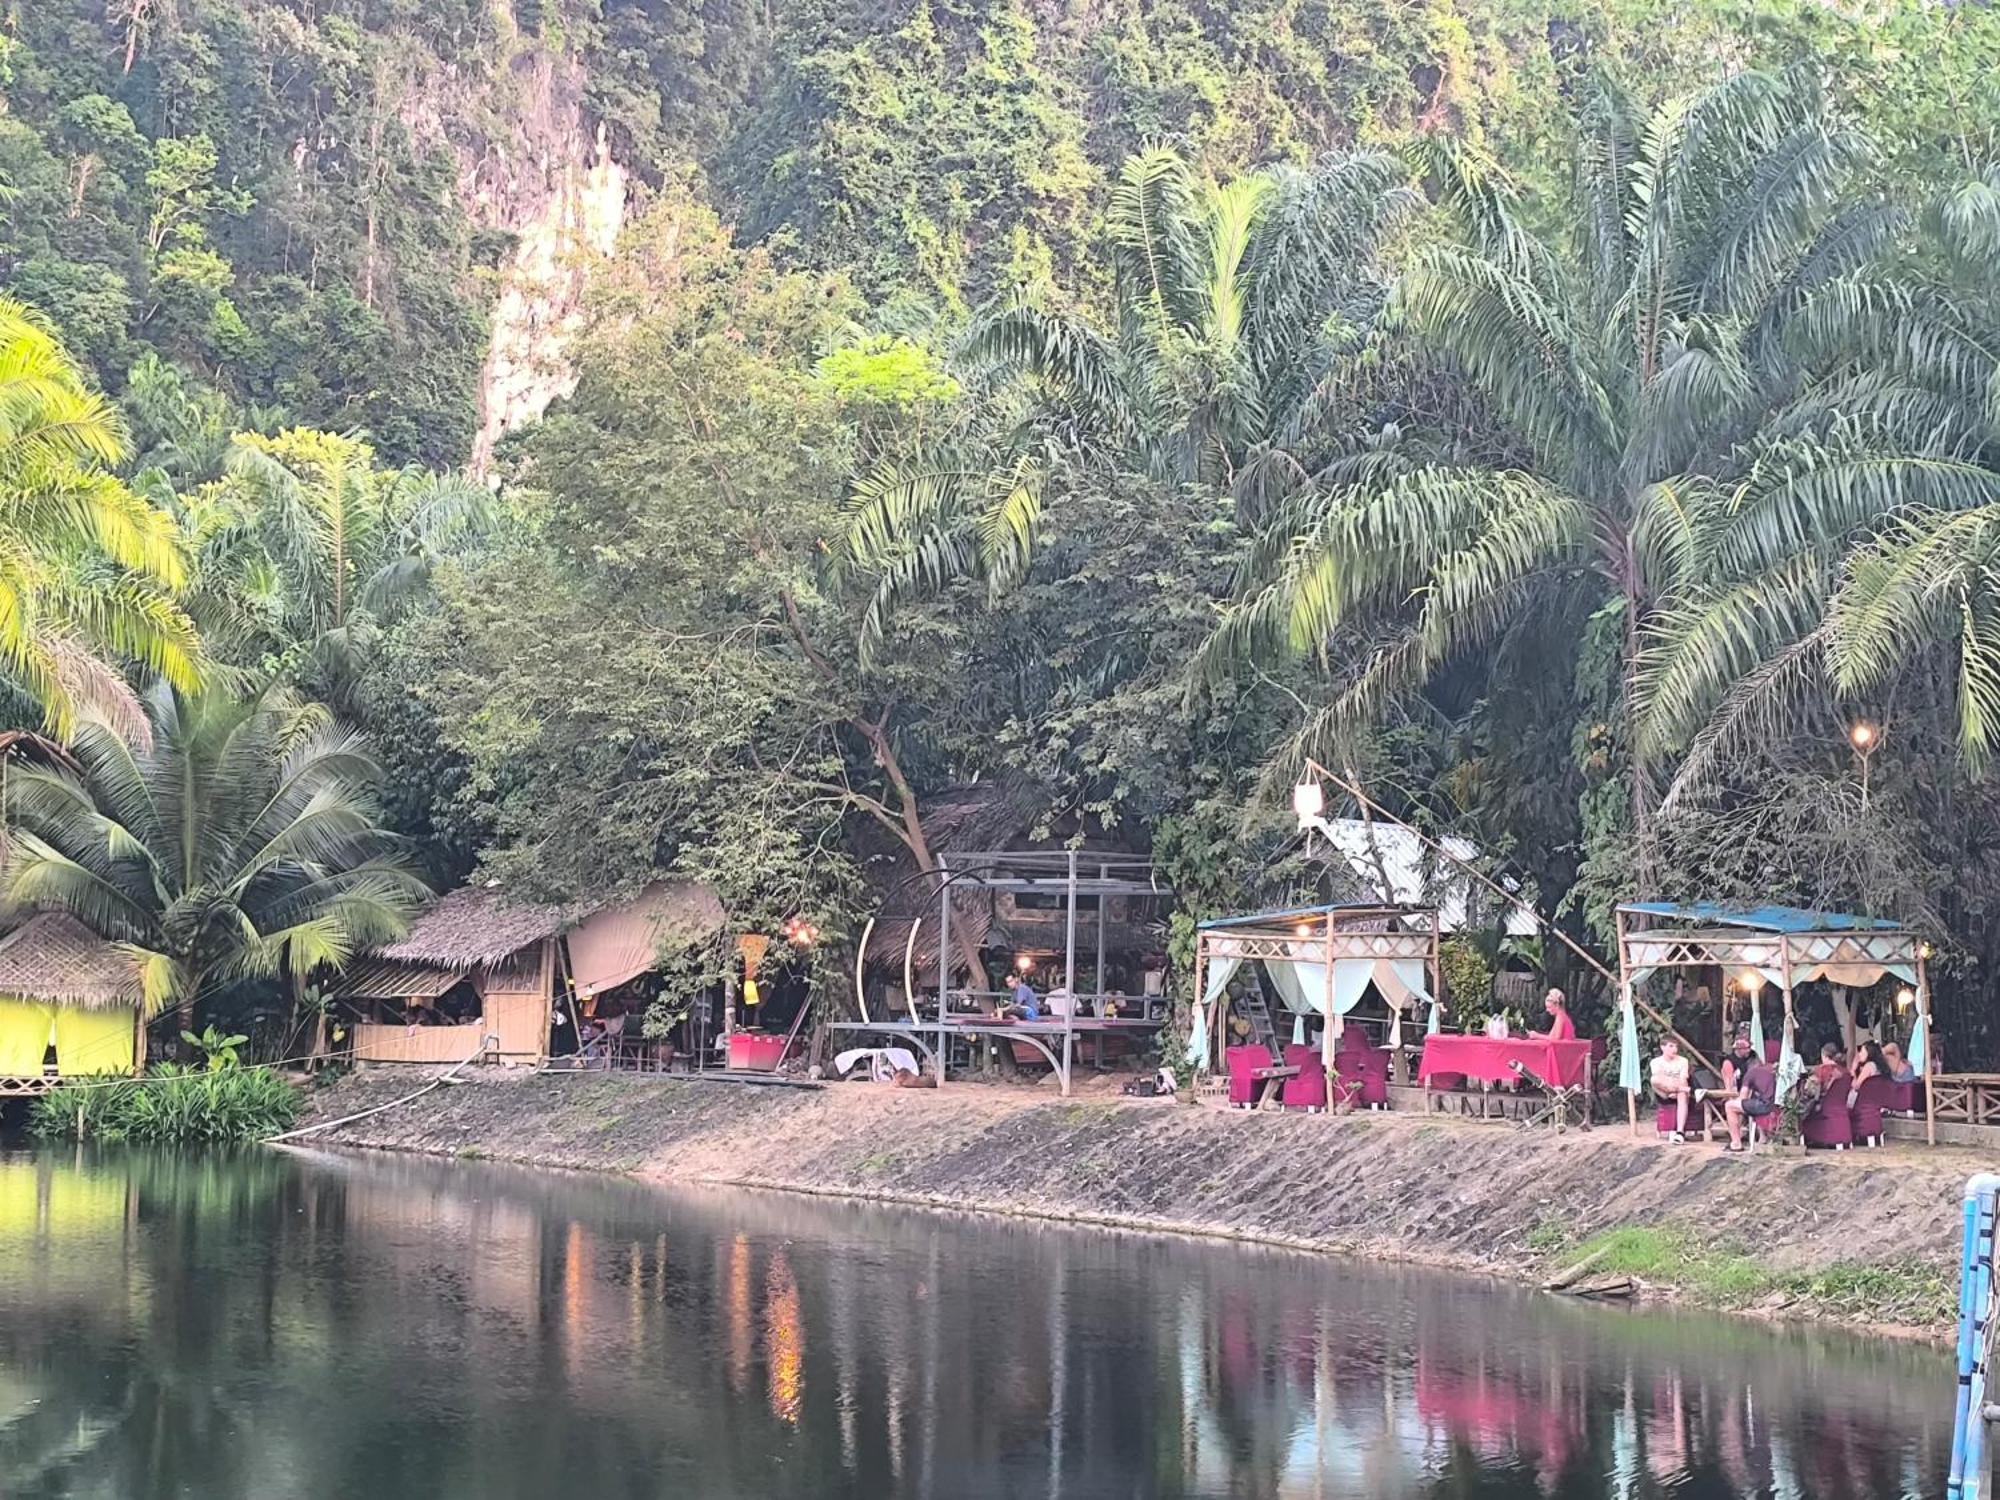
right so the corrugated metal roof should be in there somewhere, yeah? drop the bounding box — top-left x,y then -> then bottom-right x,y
1615,901 -> 1905,933
1199,903 -> 1393,931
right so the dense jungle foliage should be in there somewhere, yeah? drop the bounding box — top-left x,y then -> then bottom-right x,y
7,0 -> 2000,1057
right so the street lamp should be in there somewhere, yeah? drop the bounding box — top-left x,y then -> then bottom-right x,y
1849,720 -> 1880,812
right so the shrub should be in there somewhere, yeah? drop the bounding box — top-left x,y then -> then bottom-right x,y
29,1063 -> 302,1145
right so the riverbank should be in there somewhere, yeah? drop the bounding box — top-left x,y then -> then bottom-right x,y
297,1070 -> 1965,1337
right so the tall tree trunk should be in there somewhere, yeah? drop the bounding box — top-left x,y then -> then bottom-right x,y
857,718 -> 987,988
1622,566 -> 1654,895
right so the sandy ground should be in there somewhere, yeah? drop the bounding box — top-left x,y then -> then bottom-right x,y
299,1068 -> 1978,1335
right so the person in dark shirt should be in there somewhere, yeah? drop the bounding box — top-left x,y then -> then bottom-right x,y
1724,1054 -> 1778,1152
1717,1032 -> 1757,1093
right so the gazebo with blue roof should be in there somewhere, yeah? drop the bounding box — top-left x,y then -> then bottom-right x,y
1612,900 -> 1934,1144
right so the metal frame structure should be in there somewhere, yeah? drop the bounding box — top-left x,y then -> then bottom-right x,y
830,848 -> 1169,1095
1613,901 -> 1936,1144
1193,903 -> 1443,1093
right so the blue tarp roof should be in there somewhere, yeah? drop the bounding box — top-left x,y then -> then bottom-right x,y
1616,901 -> 1904,933
1197,902 -> 1396,931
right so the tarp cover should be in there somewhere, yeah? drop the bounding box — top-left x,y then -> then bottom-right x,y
569,882 -> 726,998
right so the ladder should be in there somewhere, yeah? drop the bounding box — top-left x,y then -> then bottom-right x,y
1242,974 -> 1286,1062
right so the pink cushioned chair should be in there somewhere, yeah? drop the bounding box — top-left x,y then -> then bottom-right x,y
1225,1045 -> 1266,1109
1281,1044 -> 1328,1111
1335,1041 -> 1390,1109
1852,1074 -> 1895,1145
1802,1071 -> 1853,1149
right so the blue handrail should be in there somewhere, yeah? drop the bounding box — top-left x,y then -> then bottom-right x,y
1949,1174 -> 2000,1498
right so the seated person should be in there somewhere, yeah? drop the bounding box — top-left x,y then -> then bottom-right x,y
1718,1030 -> 1757,1094
1649,1038 -> 1695,1140
996,975 -> 1040,1021
1724,1052 -> 1779,1152
1533,988 -> 1576,1041
1882,1041 -> 1918,1084
1044,985 -> 1074,1018
1810,1041 -> 1845,1090
1850,1039 -> 1888,1093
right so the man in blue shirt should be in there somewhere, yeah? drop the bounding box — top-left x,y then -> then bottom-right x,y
999,975 -> 1040,1021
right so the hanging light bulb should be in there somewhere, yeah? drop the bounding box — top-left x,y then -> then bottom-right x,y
1292,778 -> 1326,828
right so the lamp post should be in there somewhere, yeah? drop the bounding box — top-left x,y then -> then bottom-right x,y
1849,720 -> 1880,813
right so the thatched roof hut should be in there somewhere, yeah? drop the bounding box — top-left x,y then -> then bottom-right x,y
376,886 -> 570,970
0,914 -> 142,1083
334,879 -> 726,1065
0,913 -> 142,1010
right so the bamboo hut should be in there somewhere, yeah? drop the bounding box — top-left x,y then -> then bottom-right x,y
0,914 -> 143,1093
334,881 -> 725,1066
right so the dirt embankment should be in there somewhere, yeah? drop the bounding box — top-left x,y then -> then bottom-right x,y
298,1070 -> 1970,1336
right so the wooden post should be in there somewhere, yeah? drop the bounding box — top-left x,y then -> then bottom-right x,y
132,1006 -> 147,1075
1777,935 -> 1795,1070
1192,934 -> 1207,1081
1616,908 -> 1636,1137
1062,850 -> 1077,1097
935,863 -> 951,1086
1323,913 -> 1338,1104
1919,945 -> 1936,1147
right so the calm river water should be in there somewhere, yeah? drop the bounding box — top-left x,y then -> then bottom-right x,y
0,1146 -> 1948,1498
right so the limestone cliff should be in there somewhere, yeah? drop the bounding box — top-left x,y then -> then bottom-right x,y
403,32 -> 633,476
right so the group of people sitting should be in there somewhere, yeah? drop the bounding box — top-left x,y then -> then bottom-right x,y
1648,1028 -> 1919,1152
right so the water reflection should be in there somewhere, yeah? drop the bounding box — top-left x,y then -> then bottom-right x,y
0,1147 -> 1948,1499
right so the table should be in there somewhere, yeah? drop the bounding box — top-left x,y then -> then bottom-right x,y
1417,1035 -> 1595,1090
1249,1064 -> 1298,1109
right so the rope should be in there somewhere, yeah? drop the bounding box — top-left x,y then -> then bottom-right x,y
264,1039 -> 494,1143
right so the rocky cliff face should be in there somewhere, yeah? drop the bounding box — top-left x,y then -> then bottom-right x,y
404,34 -> 633,476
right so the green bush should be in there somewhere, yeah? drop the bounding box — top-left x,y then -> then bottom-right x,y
28,1063 -> 302,1145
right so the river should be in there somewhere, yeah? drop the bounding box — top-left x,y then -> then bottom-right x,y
0,1146 -> 1947,1498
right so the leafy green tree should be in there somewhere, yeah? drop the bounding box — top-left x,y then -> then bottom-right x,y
1,680 -> 428,1023
171,427 -> 493,685
0,293 -> 197,733
841,146 -> 1418,661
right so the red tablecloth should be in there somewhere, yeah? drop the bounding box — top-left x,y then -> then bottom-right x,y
1417,1035 -> 1595,1088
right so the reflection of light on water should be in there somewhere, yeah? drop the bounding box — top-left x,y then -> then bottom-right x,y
726,1233 -> 753,1395
563,1221 -> 589,1378
766,1249 -> 803,1426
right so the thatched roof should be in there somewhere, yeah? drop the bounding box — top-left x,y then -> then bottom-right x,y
862,783 -> 1044,970
0,914 -> 141,1011
377,886 -> 569,968
329,959 -> 469,1003
344,880 -> 726,1002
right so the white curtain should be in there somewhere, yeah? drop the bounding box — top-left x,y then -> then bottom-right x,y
1188,957 -> 1239,1072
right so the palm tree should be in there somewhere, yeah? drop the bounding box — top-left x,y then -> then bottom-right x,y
1787,167 -> 2000,774
0,295 -> 198,732
173,428 -> 494,680
837,146 -> 1419,663
1,679 -> 428,1024
1206,73 -> 2000,881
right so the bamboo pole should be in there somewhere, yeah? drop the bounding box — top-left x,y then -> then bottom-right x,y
1323,913 -> 1337,1105
1919,947 -> 1936,1147
1616,907 -> 1636,1136
1301,757 -> 1716,1075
